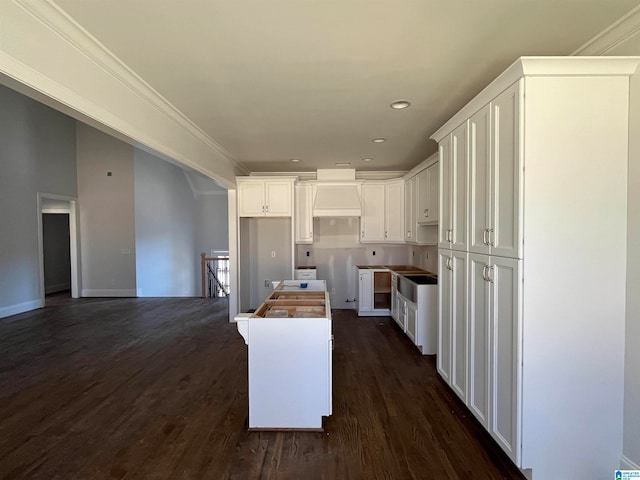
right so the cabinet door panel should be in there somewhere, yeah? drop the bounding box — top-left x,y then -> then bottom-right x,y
238,182 -> 265,217
428,163 -> 439,224
437,250 -> 452,382
469,105 -> 491,254
406,301 -> 417,343
391,275 -> 398,320
361,184 -> 385,242
358,269 -> 373,313
450,250 -> 468,402
385,182 -> 404,242
295,184 -> 313,243
491,81 -> 522,259
404,176 -> 415,242
489,256 -> 521,464
451,122 -> 468,251
438,138 -> 452,248
416,168 -> 431,223
265,181 -> 292,216
468,253 -> 490,427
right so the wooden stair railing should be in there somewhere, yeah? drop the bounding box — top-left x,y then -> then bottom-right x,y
200,253 -> 230,298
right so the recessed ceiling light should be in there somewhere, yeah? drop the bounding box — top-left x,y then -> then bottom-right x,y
290,158 -> 301,163
372,137 -> 386,143
335,162 -> 351,167
390,100 -> 411,109
362,158 -> 373,162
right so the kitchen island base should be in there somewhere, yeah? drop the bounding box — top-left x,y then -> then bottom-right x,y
235,280 -> 332,431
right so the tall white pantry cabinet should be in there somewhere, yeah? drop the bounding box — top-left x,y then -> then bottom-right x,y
432,57 -> 639,480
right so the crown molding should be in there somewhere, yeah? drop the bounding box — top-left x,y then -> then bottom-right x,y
572,4 -> 640,56
247,170 -> 409,181
431,56 -> 640,142
13,0 -> 249,177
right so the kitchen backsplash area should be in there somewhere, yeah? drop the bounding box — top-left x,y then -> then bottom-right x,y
409,245 -> 438,273
295,218 -> 437,308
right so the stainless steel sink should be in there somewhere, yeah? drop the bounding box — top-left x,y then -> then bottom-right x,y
403,274 -> 437,285
398,274 -> 437,303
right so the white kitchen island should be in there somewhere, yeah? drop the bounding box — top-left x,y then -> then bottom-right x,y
235,280 -> 332,430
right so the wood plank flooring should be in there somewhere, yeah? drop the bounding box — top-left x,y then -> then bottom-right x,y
0,296 -> 525,479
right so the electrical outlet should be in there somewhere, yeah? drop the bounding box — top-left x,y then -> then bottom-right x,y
264,280 -> 270,287
331,288 -> 336,295
271,251 -> 276,257
372,250 -> 376,256
306,251 -> 310,257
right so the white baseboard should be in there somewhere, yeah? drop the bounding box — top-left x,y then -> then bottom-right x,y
621,454 -> 640,470
0,299 -> 44,319
45,282 -> 71,294
81,289 -> 137,297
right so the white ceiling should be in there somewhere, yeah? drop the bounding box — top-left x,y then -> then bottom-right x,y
55,0 -> 640,174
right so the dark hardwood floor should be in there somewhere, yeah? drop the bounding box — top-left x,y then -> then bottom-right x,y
0,296 -> 524,479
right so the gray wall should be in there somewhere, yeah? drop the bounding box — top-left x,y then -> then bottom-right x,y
195,192 -> 229,256
134,149 -> 197,297
42,213 -> 71,294
76,123 -> 137,296
295,217 -> 412,308
240,217 -> 292,310
0,85 -> 76,318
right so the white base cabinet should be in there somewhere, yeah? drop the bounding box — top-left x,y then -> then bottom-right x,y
396,286 -> 437,355
438,249 -> 468,402
468,253 -> 521,459
432,57 -> 639,479
357,268 -> 391,316
235,281 -> 332,430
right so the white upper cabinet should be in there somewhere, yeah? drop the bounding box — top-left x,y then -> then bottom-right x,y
384,180 -> 404,242
361,181 -> 404,243
469,104 -> 492,254
237,178 -> 294,217
416,164 -> 438,224
469,82 -> 523,258
295,183 -> 313,244
439,122 -> 468,251
238,181 -> 267,217
361,183 -> 386,242
438,136 -> 452,248
405,160 -> 439,246
404,175 -> 416,242
490,83 -> 522,259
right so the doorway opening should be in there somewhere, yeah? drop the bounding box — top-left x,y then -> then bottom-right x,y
37,193 -> 80,307
43,212 -> 71,303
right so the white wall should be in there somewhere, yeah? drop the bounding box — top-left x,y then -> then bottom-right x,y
42,213 -> 71,294
0,85 -> 76,318
623,69 -> 640,471
76,123 -> 136,297
409,245 -> 438,274
134,149 -> 198,297
590,22 -> 640,470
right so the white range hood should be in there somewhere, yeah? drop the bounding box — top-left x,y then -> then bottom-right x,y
312,169 -> 362,217
312,184 -> 362,217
